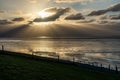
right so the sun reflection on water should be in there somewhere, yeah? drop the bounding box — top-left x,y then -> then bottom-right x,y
0,39 -> 120,70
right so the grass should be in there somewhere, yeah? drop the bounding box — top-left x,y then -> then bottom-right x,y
0,51 -> 120,80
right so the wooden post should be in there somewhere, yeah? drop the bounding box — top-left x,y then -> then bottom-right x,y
108,64 -> 111,71
1,45 -> 4,54
100,64 -> 103,69
73,57 -> 75,63
2,45 -> 4,51
115,65 -> 118,73
58,55 -> 60,62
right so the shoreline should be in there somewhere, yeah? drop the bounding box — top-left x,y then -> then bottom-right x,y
0,50 -> 119,74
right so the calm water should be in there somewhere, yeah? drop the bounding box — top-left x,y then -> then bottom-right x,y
0,39 -> 120,70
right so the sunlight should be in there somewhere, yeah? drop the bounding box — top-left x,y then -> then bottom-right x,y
33,21 -> 53,25
38,11 -> 54,18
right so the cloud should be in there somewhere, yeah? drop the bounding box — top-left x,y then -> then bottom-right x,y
101,14 -> 120,20
11,10 -> 33,21
43,7 -> 71,13
88,3 -> 120,16
0,17 -> 26,25
0,20 -> 13,25
54,0 -> 95,3
77,19 -> 95,23
0,22 -> 120,38
110,15 -> 120,20
108,3 -> 120,11
12,17 -> 25,22
34,7 -> 71,22
28,0 -> 37,3
88,10 -> 107,16
0,10 -> 6,14
65,13 -> 85,20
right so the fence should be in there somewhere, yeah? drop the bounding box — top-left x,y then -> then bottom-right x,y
0,45 -> 120,74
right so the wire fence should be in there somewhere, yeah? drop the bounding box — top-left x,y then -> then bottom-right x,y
0,45 -> 120,74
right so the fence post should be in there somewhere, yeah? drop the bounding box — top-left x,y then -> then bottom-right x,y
2,45 -> 4,51
108,64 -> 111,71
100,64 -> 103,69
73,57 -> 75,63
115,65 -> 118,74
58,55 -> 60,62
1,45 -> 4,54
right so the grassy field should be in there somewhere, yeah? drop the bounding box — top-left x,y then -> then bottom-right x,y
0,51 -> 120,80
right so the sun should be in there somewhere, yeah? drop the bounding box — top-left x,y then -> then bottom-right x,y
39,11 -> 49,18
38,11 -> 54,18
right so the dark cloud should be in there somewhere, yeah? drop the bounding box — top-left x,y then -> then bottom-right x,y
108,3 -> 120,11
65,13 -> 85,20
97,20 -> 109,24
100,15 -> 108,20
109,14 -> 120,20
44,7 -> 70,12
88,3 -> 120,16
12,17 -> 25,22
0,10 -> 5,13
28,21 -> 33,24
34,17 -> 55,22
88,10 -> 107,16
34,7 -> 71,22
100,14 -> 120,20
0,20 -> 13,25
77,19 -> 95,23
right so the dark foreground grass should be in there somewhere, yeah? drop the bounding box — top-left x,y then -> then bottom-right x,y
0,51 -> 119,80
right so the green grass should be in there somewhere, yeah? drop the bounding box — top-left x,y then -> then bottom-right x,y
0,51 -> 119,80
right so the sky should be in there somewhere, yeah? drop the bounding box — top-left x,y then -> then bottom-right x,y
0,0 -> 120,38
0,0 -> 120,19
